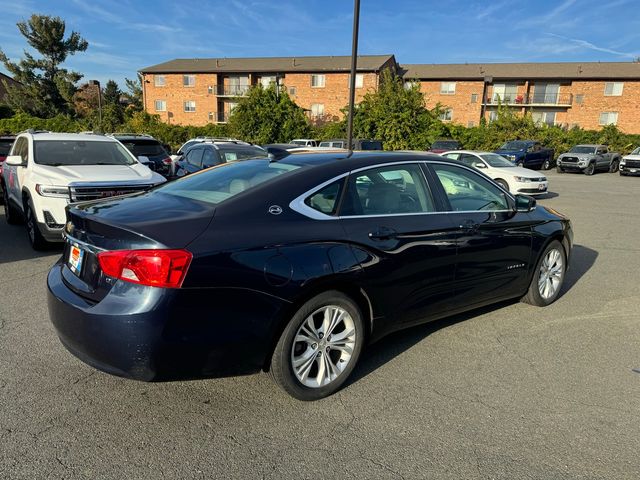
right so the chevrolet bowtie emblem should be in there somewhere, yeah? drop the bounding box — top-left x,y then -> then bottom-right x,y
65,221 -> 73,234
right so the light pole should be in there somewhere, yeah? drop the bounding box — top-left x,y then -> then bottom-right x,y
89,80 -> 102,131
346,0 -> 361,152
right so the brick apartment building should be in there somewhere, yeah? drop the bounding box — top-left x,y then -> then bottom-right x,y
139,56 -> 640,133
139,55 -> 396,126
401,62 -> 640,132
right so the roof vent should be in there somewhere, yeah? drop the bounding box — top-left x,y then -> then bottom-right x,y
216,59 -> 220,67
292,58 -> 297,67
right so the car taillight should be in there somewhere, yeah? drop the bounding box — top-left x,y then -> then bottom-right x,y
97,249 -> 192,288
162,157 -> 172,165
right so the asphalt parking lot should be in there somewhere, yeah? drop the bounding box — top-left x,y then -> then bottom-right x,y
1,170 -> 639,479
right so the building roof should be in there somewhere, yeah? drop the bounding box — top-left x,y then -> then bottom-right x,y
400,62 -> 640,80
140,55 -> 396,74
0,72 -> 20,101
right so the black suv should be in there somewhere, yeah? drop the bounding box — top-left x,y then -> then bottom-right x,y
111,134 -> 172,177
175,141 -> 268,177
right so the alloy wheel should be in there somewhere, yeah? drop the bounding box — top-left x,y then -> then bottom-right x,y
3,188 -> 10,222
538,248 -> 564,300
543,159 -> 550,170
25,204 -> 35,244
290,305 -> 356,388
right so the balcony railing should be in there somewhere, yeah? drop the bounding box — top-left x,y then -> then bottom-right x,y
484,93 -> 573,106
208,111 -> 230,123
213,85 -> 251,97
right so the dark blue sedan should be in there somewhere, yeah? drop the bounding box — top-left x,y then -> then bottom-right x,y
47,152 -> 572,400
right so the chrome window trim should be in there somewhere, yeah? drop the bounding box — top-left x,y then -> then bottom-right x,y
63,232 -> 106,254
289,159 -> 517,221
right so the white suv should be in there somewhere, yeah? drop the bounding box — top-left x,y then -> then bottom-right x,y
1,131 -> 166,249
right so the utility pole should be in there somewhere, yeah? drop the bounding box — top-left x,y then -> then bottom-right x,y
346,0 -> 360,151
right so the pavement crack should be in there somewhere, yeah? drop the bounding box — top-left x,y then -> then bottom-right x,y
362,456 -> 406,479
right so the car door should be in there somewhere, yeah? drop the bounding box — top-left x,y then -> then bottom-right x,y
338,163 -> 458,332
183,147 -> 204,174
595,147 -> 608,169
6,137 -> 27,205
427,162 -> 534,307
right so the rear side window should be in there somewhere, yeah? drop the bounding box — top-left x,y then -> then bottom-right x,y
341,164 -> 435,216
305,180 -> 344,215
186,148 -> 204,167
202,148 -> 220,167
0,139 -> 14,156
431,164 -> 509,211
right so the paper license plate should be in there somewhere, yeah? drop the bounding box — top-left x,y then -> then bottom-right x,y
68,243 -> 84,275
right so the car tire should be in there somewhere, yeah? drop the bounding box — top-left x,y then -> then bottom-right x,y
584,162 -> 595,176
24,199 -> 49,251
517,161 -> 524,168
2,184 -> 22,225
609,160 -> 619,173
542,159 -> 551,170
270,291 -> 364,401
620,171 -> 626,176
494,179 -> 509,192
521,240 -> 566,307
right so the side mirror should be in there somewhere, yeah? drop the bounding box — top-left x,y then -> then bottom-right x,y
137,155 -> 151,164
515,194 -> 536,212
5,155 -> 24,166
473,162 -> 486,169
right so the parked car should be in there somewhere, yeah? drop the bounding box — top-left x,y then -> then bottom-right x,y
495,140 -> 555,170
174,141 -> 267,176
47,151 -> 572,400
428,139 -> 461,154
620,147 -> 640,176
170,137 -> 244,170
441,150 -> 548,195
290,139 -> 318,147
318,139 -> 383,150
556,144 -> 621,175
110,134 -> 172,177
0,134 -> 16,202
1,131 -> 165,249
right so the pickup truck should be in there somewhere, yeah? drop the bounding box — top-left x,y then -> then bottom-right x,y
556,144 -> 621,175
494,140 -> 555,170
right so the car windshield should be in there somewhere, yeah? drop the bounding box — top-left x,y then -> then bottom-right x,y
0,140 -> 14,156
120,140 -> 166,157
432,141 -> 459,150
569,146 -> 596,154
480,154 -> 515,167
157,159 -> 301,205
34,140 -> 136,166
499,141 -> 528,150
631,147 -> 640,155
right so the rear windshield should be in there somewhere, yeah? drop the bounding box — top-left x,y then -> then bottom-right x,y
217,146 -> 268,162
34,140 -> 136,166
569,146 -> 596,154
0,139 -> 14,156
120,140 -> 167,157
359,141 -> 383,150
431,141 -> 459,150
157,159 -> 300,205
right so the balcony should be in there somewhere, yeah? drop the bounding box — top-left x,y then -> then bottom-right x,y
483,93 -> 573,107
208,111 -> 230,123
214,85 -> 251,97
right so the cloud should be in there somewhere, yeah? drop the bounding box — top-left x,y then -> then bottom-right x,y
516,0 -> 578,27
545,33 -> 639,59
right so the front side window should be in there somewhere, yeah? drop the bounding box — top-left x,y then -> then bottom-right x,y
341,164 -> 435,216
599,112 -> 618,125
604,82 -> 623,96
183,75 -> 195,87
311,74 -> 325,88
154,100 -> 166,111
184,100 -> 196,112
12,137 -> 27,162
154,75 -> 165,87
305,180 -> 344,215
440,82 -> 456,95
33,140 -> 135,166
431,164 -> 509,212
311,103 -> 325,117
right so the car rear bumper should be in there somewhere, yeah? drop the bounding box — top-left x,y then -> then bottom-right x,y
47,262 -> 289,381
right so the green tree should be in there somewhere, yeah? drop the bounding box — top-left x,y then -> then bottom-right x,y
123,76 -> 143,112
0,14 -> 88,117
103,80 -> 122,106
227,84 -> 311,144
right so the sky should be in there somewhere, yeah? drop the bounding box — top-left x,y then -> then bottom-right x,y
0,0 -> 638,88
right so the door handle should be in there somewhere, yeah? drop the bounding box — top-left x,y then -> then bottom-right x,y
458,219 -> 479,232
368,226 -> 398,241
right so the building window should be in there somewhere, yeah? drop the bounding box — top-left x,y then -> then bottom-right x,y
311,103 -> 325,117
532,111 -> 556,126
599,112 -> 618,125
604,82 -> 623,96
440,82 -> 456,95
154,75 -> 165,87
467,121 -> 475,127
259,76 -> 278,88
439,108 -> 453,121
492,83 -> 518,103
289,86 -> 297,96
348,74 -> 364,88
404,80 -> 419,90
575,94 -> 584,104
470,93 -> 478,103
488,110 -> 499,122
154,100 -> 166,112
184,100 -> 196,112
311,74 -> 325,88
183,75 -> 195,87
